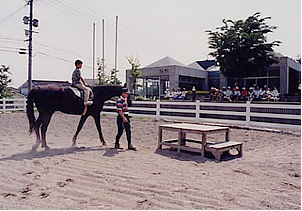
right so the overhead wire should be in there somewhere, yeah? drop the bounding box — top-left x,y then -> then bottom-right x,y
0,3 -> 27,23
0,49 -> 19,53
66,0 -> 196,62
46,0 -> 187,61
34,0 -> 197,80
35,0 -> 92,32
36,0 -> 160,64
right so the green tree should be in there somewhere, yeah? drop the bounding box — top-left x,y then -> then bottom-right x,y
96,58 -> 121,85
126,55 -> 141,95
206,12 -> 281,82
0,65 -> 13,99
96,57 -> 108,85
109,68 -> 122,85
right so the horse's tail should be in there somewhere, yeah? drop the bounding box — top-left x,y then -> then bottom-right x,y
26,88 -> 38,134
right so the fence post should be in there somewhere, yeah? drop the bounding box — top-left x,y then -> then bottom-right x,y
195,100 -> 200,122
3,98 -> 6,113
246,101 -> 251,127
156,100 -> 160,121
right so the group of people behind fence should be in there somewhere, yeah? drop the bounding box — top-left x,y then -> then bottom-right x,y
164,87 -> 188,100
209,84 -> 279,102
162,84 -> 279,102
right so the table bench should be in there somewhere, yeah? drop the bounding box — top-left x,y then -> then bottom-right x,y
205,141 -> 242,162
158,123 -> 242,162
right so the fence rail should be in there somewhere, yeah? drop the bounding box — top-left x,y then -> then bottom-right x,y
0,98 -> 300,129
0,98 -> 27,113
103,100 -> 301,130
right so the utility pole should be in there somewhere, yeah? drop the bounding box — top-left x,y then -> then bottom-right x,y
27,0 -> 33,95
114,16 -> 118,84
23,0 -> 38,95
102,19 -> 105,83
92,23 -> 96,85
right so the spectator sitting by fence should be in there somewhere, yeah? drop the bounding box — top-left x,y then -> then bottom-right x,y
176,88 -> 187,100
253,86 -> 262,101
172,87 -> 181,100
241,87 -> 248,101
248,87 -> 254,102
212,88 -> 221,102
192,86 -> 196,101
176,87 -> 182,96
221,87 -> 232,102
222,86 -> 232,102
262,85 -> 271,100
163,88 -> 171,100
209,87 -> 216,101
269,87 -> 280,101
232,86 -> 241,101
170,88 -> 177,100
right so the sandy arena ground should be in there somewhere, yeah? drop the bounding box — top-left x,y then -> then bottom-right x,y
0,112 -> 300,210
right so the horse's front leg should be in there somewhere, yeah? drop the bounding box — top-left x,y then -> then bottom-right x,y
72,114 -> 89,145
93,113 -> 106,146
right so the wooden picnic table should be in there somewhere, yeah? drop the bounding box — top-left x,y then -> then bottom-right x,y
158,123 -> 242,161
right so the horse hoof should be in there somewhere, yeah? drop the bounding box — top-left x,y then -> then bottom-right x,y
31,143 -> 39,151
44,146 -> 50,151
71,144 -> 77,148
31,147 -> 38,152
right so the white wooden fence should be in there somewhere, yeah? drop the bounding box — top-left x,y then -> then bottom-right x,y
103,100 -> 301,130
0,98 -> 300,130
0,98 -> 27,113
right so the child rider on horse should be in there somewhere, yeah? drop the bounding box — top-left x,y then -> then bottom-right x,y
72,60 -> 93,105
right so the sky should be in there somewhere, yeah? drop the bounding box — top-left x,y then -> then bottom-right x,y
0,0 -> 301,87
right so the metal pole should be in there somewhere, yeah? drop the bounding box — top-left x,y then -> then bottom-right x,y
114,16 -> 118,84
92,22 -> 96,85
27,0 -> 33,95
159,76 -> 161,100
102,19 -> 105,84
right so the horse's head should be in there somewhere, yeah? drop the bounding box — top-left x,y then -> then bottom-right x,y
92,85 -> 123,102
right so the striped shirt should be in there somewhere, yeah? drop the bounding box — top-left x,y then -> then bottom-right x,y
116,96 -> 129,115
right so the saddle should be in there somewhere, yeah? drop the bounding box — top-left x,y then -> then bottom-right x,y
70,85 -> 94,115
70,85 -> 94,101
70,85 -> 84,99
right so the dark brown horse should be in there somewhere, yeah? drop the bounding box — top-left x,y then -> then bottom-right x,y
27,84 -> 125,151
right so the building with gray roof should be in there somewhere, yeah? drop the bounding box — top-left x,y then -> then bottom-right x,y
126,56 -> 208,98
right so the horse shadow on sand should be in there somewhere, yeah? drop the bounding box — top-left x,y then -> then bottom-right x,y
0,145 -> 124,162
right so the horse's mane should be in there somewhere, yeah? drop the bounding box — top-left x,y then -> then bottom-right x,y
92,85 -> 123,92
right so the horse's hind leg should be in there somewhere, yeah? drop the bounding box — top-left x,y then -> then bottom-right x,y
41,113 -> 53,150
31,115 -> 43,151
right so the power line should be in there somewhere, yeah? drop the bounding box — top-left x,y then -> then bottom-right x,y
37,1 -> 170,62
0,49 -> 19,53
0,45 -> 25,50
33,41 -> 92,61
40,0 -> 191,62
35,0 -> 92,32
0,4 -> 27,23
63,0 -> 195,62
